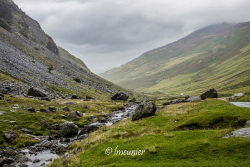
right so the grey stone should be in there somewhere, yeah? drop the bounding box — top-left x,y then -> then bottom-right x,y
59,122 -> 79,137
111,92 -> 129,101
200,88 -> 218,100
131,102 -> 157,121
27,88 -> 47,97
20,128 -> 33,134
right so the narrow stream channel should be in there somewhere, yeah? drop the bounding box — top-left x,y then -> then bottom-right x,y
15,103 -> 138,167
230,102 -> 250,108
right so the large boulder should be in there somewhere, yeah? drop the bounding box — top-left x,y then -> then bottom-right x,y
59,122 -> 79,138
131,102 -> 157,121
27,88 -> 47,97
111,92 -> 129,101
200,89 -> 218,100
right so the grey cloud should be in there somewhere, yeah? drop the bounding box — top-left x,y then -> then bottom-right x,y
14,0 -> 250,73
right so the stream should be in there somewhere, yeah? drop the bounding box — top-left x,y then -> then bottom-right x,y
13,103 -> 138,167
230,102 -> 250,108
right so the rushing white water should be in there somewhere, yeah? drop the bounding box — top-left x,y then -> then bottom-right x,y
230,102 -> 250,108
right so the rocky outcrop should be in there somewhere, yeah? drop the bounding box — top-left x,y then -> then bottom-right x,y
200,89 -> 218,100
131,102 -> 157,121
111,92 -> 129,101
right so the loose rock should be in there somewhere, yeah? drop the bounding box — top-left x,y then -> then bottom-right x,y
27,88 -> 47,97
59,122 -> 79,137
131,102 -> 157,121
111,92 -> 129,101
200,88 -> 218,100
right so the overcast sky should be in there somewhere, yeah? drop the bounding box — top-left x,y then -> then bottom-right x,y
14,0 -> 250,74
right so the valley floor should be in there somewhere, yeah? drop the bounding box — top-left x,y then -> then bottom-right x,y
1,96 -> 250,167
49,99 -> 250,167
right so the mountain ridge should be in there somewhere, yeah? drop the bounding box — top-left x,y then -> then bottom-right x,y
0,0 -> 126,99
101,21 -> 250,96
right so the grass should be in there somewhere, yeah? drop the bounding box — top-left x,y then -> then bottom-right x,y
50,99 -> 250,167
0,96 -> 125,149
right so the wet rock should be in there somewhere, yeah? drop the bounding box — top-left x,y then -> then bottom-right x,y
16,154 -> 29,163
39,140 -> 53,148
200,88 -> 218,100
111,92 -> 129,101
87,115 -> 98,123
77,134 -> 87,140
71,95 -> 79,99
224,128 -> 250,138
59,122 -> 79,137
0,158 -> 15,166
20,128 -> 33,134
3,164 -> 15,167
4,131 -> 18,142
131,102 -> 157,121
48,106 -> 56,112
62,107 -> 70,111
67,112 -> 80,121
33,159 -> 40,163
54,146 -> 67,154
1,148 -> 18,156
27,88 -> 47,97
27,108 -> 36,112
19,164 -> 28,167
185,96 -> 201,102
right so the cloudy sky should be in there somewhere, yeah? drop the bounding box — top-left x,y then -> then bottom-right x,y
14,0 -> 250,73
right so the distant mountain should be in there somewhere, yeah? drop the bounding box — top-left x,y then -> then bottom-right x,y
0,0 -> 125,99
101,22 -> 250,96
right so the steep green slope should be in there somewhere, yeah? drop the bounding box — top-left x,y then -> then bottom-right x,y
101,22 -> 250,96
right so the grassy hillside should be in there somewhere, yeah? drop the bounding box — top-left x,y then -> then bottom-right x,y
101,22 -> 250,96
50,99 -> 250,167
